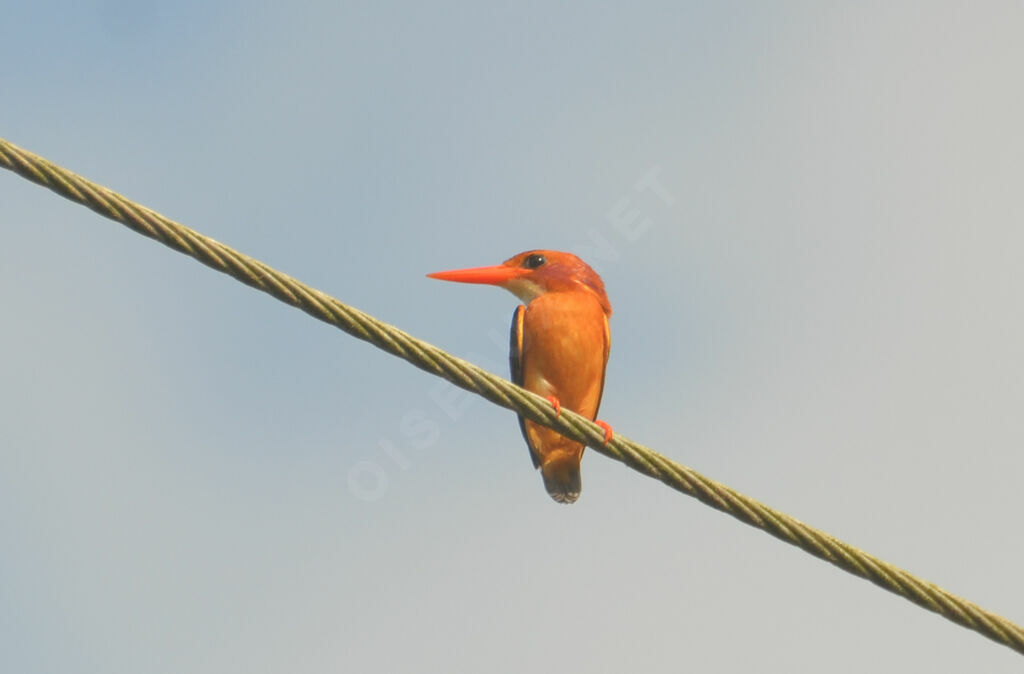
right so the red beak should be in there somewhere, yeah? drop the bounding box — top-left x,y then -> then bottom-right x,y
427,264 -> 528,286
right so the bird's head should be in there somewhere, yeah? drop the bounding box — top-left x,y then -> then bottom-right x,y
427,250 -> 611,315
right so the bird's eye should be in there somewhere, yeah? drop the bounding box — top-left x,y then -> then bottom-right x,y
523,254 -> 546,269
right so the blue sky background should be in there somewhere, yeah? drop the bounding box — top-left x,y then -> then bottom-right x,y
3,2 -> 1024,672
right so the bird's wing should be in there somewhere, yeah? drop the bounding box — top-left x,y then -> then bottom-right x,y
509,304 -> 541,468
593,312 -> 611,417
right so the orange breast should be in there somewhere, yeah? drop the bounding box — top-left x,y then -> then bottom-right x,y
520,291 -> 609,456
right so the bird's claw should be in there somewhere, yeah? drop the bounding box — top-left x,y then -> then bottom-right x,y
545,396 -> 562,417
595,420 -> 613,444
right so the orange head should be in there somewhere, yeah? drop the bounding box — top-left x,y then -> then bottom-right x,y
427,250 -> 611,315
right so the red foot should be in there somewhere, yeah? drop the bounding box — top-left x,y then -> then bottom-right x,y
545,396 -> 562,417
595,420 -> 613,444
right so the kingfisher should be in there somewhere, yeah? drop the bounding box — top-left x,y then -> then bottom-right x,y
428,250 -> 612,504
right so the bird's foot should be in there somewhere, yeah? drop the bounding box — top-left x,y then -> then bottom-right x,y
595,420 -> 613,444
545,396 -> 562,417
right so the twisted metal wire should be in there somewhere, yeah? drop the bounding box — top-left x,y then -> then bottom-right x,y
3,136 -> 1022,656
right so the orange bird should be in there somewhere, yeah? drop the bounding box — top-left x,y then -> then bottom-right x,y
428,250 -> 612,504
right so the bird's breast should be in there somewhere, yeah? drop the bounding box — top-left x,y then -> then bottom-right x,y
521,292 -> 608,419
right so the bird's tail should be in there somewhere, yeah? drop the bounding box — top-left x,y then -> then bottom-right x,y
540,452 -> 582,504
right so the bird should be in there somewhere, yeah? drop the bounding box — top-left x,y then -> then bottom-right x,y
427,250 -> 612,503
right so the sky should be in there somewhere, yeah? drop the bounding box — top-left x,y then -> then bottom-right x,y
3,2 -> 1024,672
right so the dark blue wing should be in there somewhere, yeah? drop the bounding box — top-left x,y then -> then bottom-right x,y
509,304 -> 540,468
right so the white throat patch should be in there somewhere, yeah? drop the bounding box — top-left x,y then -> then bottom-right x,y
501,278 -> 545,304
